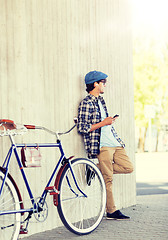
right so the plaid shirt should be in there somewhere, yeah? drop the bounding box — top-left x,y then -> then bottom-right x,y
77,94 -> 125,159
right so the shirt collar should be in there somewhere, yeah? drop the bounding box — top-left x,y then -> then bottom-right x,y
88,93 -> 103,102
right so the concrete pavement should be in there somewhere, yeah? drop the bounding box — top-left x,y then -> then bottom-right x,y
22,153 -> 168,240
22,194 -> 168,240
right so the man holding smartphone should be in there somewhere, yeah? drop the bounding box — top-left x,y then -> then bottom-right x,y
77,70 -> 133,220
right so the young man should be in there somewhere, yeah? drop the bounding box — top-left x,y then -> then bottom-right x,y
77,70 -> 133,220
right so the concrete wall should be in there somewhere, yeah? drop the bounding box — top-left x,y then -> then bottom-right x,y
0,0 -> 136,236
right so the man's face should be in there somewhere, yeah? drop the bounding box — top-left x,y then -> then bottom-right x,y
98,79 -> 107,94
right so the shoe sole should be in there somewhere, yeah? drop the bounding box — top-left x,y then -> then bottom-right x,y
106,217 -> 130,220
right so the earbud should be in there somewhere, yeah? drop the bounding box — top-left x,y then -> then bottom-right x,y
95,83 -> 99,86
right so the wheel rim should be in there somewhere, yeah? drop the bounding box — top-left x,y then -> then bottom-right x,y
0,172 -> 21,240
58,159 -> 106,234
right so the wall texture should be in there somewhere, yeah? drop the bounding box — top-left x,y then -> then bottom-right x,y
0,0 -> 135,237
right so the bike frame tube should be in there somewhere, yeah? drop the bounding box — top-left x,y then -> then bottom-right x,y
0,141 -> 66,215
41,154 -> 65,199
13,147 -> 35,204
16,143 -> 60,148
0,147 -> 13,197
2,146 -> 13,168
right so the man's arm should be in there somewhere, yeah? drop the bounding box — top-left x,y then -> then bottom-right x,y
89,117 -> 114,132
77,101 -> 92,134
78,100 -> 117,134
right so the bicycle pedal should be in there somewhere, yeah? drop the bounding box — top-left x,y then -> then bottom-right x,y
45,186 -> 59,195
19,225 -> 28,234
49,191 -> 59,195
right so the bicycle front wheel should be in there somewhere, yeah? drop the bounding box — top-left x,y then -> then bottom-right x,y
0,170 -> 21,240
57,158 -> 106,235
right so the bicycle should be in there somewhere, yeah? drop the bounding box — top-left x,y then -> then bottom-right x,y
0,119 -> 106,240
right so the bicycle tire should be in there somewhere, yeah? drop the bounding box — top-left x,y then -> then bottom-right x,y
0,170 -> 21,240
57,158 -> 106,235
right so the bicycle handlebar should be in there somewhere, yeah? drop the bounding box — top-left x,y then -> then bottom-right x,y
24,118 -> 78,137
0,118 -> 78,138
24,118 -> 78,135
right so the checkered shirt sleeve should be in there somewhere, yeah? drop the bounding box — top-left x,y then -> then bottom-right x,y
77,95 -> 102,158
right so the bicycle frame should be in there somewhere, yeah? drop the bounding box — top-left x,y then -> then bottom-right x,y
0,134 -> 85,217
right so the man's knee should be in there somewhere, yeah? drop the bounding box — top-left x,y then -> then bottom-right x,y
127,164 -> 134,173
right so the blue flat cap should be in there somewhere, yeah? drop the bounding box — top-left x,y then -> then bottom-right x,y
85,71 -> 108,84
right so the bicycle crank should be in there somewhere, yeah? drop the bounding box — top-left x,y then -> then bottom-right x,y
33,197 -> 48,222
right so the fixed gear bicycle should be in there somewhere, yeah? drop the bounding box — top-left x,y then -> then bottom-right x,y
0,119 -> 106,240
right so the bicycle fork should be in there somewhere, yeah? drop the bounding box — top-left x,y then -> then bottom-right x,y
67,160 -> 87,198
46,158 -> 88,207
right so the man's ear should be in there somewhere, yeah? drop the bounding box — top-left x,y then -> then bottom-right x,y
94,82 -> 99,87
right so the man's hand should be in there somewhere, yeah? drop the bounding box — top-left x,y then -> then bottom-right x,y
89,116 -> 118,132
102,117 -> 113,126
103,116 -> 118,126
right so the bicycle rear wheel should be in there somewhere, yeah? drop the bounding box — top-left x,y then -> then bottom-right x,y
57,158 -> 106,235
0,170 -> 21,240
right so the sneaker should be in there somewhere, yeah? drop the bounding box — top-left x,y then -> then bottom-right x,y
86,165 -> 95,186
106,210 -> 130,220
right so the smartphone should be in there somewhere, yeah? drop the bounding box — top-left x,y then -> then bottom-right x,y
113,114 -> 119,118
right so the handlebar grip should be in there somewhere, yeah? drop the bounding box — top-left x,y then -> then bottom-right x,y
24,125 -> 36,129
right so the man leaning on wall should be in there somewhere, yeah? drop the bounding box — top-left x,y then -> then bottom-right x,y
77,70 -> 134,220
